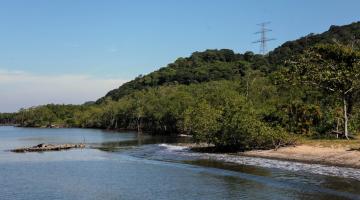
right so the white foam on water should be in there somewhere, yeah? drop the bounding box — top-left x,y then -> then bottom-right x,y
158,144 -> 360,180
158,144 -> 189,151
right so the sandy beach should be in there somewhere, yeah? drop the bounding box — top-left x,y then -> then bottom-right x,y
180,141 -> 360,169
240,145 -> 360,169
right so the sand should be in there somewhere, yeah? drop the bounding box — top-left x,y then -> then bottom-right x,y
241,145 -> 360,169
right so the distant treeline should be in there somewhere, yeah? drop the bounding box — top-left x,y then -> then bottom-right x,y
0,113 -> 17,125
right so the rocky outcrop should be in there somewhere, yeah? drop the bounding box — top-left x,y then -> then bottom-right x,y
11,143 -> 85,153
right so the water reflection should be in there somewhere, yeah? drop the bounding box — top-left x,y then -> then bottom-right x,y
0,126 -> 137,150
92,133 -> 192,152
185,159 -> 272,177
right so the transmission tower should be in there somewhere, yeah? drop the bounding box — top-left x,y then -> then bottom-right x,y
253,22 -> 275,55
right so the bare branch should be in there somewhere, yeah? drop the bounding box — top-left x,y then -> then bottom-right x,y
301,81 -> 336,92
344,87 -> 354,94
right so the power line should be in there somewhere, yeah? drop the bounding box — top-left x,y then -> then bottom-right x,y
252,22 -> 275,55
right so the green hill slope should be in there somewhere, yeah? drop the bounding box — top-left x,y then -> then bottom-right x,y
268,21 -> 360,65
99,22 -> 360,103
97,49 -> 269,102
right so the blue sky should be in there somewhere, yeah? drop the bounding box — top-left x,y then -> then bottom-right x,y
0,0 -> 359,112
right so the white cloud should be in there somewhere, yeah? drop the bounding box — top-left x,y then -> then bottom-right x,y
0,69 -> 127,112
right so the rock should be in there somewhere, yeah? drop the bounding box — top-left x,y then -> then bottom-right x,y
37,143 -> 46,148
11,143 -> 85,153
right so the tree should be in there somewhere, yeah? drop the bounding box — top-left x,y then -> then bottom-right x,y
183,100 -> 222,143
287,44 -> 360,139
129,91 -> 146,132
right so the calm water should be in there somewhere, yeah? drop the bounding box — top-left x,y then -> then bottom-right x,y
0,126 -> 360,200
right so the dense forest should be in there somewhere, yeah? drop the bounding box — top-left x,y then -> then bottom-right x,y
1,22 -> 360,151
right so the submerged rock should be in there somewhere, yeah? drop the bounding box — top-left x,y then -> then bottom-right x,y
11,143 -> 85,153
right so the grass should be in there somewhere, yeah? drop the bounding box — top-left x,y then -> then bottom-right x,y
298,135 -> 360,149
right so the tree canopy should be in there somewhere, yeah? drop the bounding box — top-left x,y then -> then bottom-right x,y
285,44 -> 360,138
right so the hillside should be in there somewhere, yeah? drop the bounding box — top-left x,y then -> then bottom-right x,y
97,49 -> 270,102
268,21 -> 360,65
99,21 -> 360,102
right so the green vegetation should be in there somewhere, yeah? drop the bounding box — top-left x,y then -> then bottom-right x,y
97,49 -> 269,103
268,22 -> 360,66
0,113 -> 17,124
1,22 -> 360,151
284,44 -> 360,139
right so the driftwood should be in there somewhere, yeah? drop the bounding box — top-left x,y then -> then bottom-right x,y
11,143 -> 85,153
329,130 -> 354,139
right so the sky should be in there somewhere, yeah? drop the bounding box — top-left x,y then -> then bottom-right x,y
0,0 -> 359,112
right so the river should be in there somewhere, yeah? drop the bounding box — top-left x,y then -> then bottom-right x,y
0,126 -> 359,200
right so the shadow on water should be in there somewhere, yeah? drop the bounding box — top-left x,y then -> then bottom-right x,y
185,159 -> 360,195
183,159 -> 360,200
184,159 -> 272,177
91,133 -> 192,152
92,132 -> 360,196
92,132 -> 360,199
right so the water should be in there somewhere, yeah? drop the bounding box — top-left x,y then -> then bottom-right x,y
0,126 -> 360,200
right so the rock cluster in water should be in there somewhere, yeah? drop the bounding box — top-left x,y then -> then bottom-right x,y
11,143 -> 85,153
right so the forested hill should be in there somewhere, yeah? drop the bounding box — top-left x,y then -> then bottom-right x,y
268,21 -> 360,65
97,49 -> 270,102
99,21 -> 360,102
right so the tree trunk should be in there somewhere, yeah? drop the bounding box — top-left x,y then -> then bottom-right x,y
336,117 -> 339,139
343,97 -> 349,140
137,117 -> 142,133
110,116 -> 115,129
246,77 -> 249,100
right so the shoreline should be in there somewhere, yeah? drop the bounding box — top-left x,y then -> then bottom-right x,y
239,145 -> 360,169
180,143 -> 360,169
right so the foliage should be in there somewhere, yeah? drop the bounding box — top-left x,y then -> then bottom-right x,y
98,49 -> 270,102
184,90 -> 295,151
268,21 -> 360,66
0,113 -> 17,124
285,44 -> 360,138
